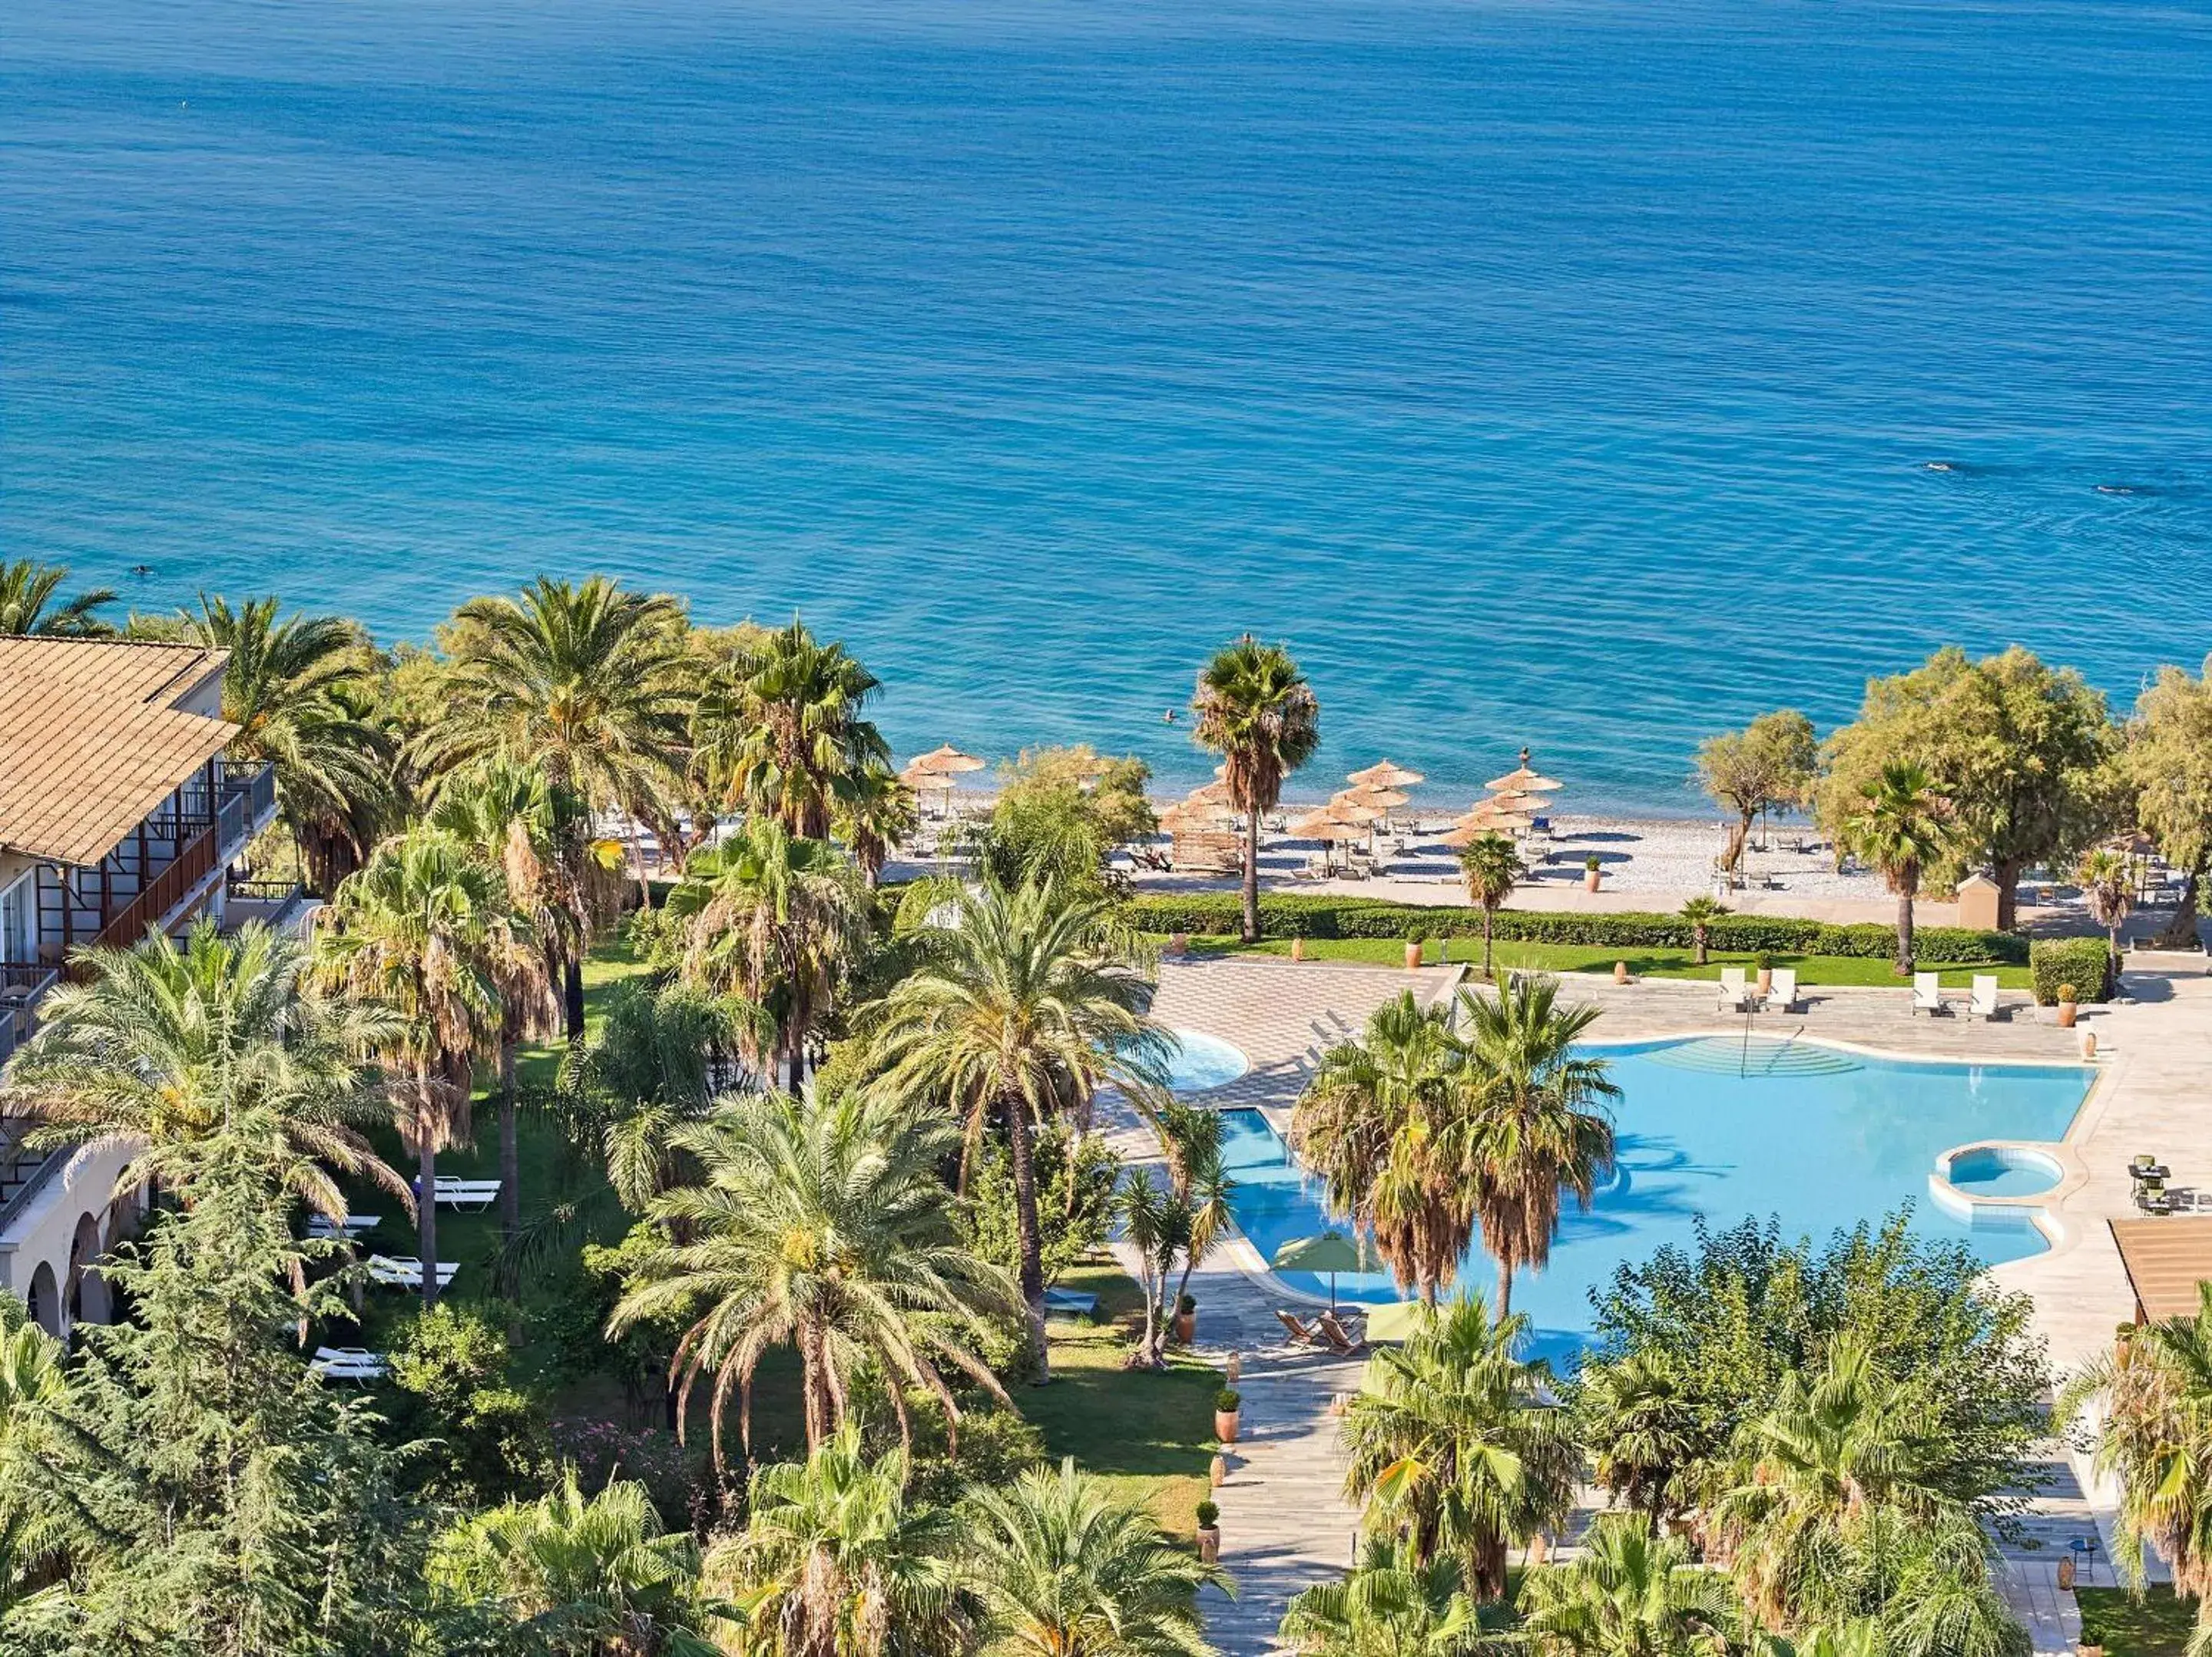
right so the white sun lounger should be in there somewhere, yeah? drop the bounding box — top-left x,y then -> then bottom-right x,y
1717,967 -> 1757,1012
1912,972 -> 1945,1016
310,1345 -> 389,1381
431,1177 -> 502,1212
366,1255 -> 459,1290
1969,974 -> 2000,1020
306,1214 -> 382,1240
1766,967 -> 1802,1013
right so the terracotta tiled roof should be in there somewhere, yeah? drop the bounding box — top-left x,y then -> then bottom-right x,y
2111,1215 -> 2212,1324
0,638 -> 237,868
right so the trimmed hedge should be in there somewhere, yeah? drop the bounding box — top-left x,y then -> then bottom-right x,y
1120,893 -> 2028,967
2029,936 -> 2114,1005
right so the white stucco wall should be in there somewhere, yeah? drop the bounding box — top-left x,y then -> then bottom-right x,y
0,1139 -> 143,1337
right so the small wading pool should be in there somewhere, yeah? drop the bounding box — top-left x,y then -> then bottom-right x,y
1942,1145 -> 2064,1198
1163,1028 -> 1250,1093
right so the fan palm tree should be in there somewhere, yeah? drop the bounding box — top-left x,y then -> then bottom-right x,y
835,761 -> 919,888
1191,635 -> 1320,944
1455,832 -> 1525,980
429,1466 -> 732,1655
694,616 -> 891,838
1575,1352 -> 1700,1528
1455,974 -> 1618,1317
1290,991 -> 1472,1302
2,921 -> 408,1225
1841,762 -> 1959,976
607,1090 -> 1018,1474
320,827 -> 526,1304
413,575 -> 690,907
1677,896 -> 1728,967
1277,1536 -> 1488,1656
0,558 -> 113,637
866,876 -> 1168,1377
2078,847 -> 2134,985
961,1458 -> 1225,1657
1340,1292 -> 1578,1599
1517,1513 -> 1737,1656
661,815 -> 870,1092
708,1424 -> 965,1656
176,594 -> 395,894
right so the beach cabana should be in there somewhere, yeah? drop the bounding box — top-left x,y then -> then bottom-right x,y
1161,794 -> 1243,873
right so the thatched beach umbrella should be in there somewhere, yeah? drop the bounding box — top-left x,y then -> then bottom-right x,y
1348,760 -> 1426,790
1339,786 -> 1412,812
1442,817 -> 1529,848
908,744 -> 985,776
1484,747 -> 1563,795
1481,789 -> 1548,814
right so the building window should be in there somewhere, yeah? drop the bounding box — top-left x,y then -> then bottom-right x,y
0,870 -> 34,966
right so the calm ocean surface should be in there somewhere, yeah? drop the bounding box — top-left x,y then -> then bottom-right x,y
5,0 -> 2208,810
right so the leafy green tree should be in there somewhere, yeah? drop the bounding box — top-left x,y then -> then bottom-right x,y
707,1424 -> 965,1656
1192,635 -> 1320,944
321,826 -> 525,1303
0,557 -> 114,636
1677,896 -> 1727,966
429,1465 -> 731,1655
977,746 -> 1157,898
1695,710 -> 1819,872
867,876 -> 1167,1378
1341,1293 -> 1578,1599
1816,647 -> 2115,928
177,594 -> 396,894
659,815 -> 869,1092
388,1302 -> 550,1507
1277,1537 -> 1489,1655
1456,974 -> 1618,1317
1517,1513 -> 1737,1656
0,1298 -> 70,1619
961,1458 -> 1225,1656
958,1122 -> 1121,1301
2123,655 -> 2212,947
608,1091 -> 1018,1473
692,616 -> 890,838
1839,762 -> 1959,974
5,919 -> 407,1224
1292,991 -> 1471,1302
1455,832 -> 1524,979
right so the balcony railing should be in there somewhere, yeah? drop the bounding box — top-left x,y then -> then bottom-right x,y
217,761 -> 276,835
89,823 -> 218,954
0,963 -> 61,1067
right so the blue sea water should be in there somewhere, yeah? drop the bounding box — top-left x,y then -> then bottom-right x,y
1218,1035 -> 2092,1361
4,0 -> 2208,811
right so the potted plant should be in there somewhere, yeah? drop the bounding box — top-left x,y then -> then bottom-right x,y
1195,1499 -> 1221,1563
1402,922 -> 1426,971
1174,1292 -> 1197,1344
2055,983 -> 2078,1029
1214,1387 -> 1242,1444
1612,960 -> 1630,984
1290,935 -> 1305,963
1583,855 -> 1604,893
1755,951 -> 1773,997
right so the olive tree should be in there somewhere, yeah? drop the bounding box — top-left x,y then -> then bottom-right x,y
2124,655 -> 2212,948
1693,709 -> 1817,871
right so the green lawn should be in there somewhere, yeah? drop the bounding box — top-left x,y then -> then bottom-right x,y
1171,934 -> 2032,989
2078,1586 -> 2197,1655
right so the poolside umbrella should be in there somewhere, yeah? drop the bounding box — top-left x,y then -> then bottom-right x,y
1348,760 -> 1426,789
1272,1230 -> 1389,1311
1363,1301 -> 1426,1344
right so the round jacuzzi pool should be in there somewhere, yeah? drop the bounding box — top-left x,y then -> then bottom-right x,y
1163,1029 -> 1250,1093
1940,1145 -> 2064,1199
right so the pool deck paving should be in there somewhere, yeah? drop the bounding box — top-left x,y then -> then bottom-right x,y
1131,948 -> 2212,1656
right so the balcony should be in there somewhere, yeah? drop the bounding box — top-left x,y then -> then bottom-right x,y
0,963 -> 61,1068
81,760 -> 277,957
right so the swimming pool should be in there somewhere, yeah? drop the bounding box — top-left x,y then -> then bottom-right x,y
1220,1036 -> 2090,1360
1161,1028 -> 1251,1093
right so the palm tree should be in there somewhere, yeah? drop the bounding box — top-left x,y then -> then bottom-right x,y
414,575 -> 689,911
1841,762 -> 1958,976
1517,1513 -> 1737,1656
1277,1537 -> 1488,1656
2078,847 -> 2134,984
662,815 -> 870,1092
1575,1352 -> 1700,1528
1455,832 -> 1525,980
1340,1292 -> 1578,1600
961,1458 -> 1225,1657
3,921 -> 408,1224
867,876 -> 1168,1378
429,1466 -> 731,1655
320,828 -> 524,1304
1677,896 -> 1728,967
0,1299 -> 72,1602
709,1424 -> 964,1656
607,1090 -> 1018,1475
176,594 -> 395,894
0,558 -> 113,636
694,616 -> 891,838
1456,975 -> 1618,1317
1191,635 -> 1320,944
836,761 -> 919,888
1291,991 -> 1471,1303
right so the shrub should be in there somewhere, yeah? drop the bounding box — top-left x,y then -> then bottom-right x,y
1118,894 -> 2027,964
2031,936 -> 2113,1005
388,1301 -> 551,1506
1196,1500 -> 1220,1529
1215,1388 -> 1242,1414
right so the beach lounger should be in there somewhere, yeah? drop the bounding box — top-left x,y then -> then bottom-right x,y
306,1214 -> 382,1241
1274,1308 -> 1325,1348
1766,968 -> 1802,1013
1316,1311 -> 1368,1356
1717,967 -> 1756,1013
1969,975 -> 2000,1020
310,1346 -> 389,1381
1042,1288 -> 1100,1320
366,1255 -> 459,1291
430,1176 -> 502,1212
1911,973 -> 1945,1017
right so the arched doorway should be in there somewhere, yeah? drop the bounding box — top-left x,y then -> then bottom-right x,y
67,1211 -> 108,1327
26,1261 -> 61,1337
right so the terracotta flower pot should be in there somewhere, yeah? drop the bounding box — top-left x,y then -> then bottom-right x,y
1613,961 -> 1629,984
1584,869 -> 1603,893
1214,1409 -> 1240,1444
2079,1030 -> 2098,1060
1174,1310 -> 1196,1344
1210,1453 -> 1227,1489
2058,1554 -> 2076,1592
1757,967 -> 1773,997
1197,1525 -> 1221,1564
1224,1351 -> 1241,1383
1403,941 -> 1423,971
1290,937 -> 1305,962
2056,1000 -> 2078,1028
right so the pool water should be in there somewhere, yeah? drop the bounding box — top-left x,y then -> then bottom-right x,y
1163,1029 -> 1250,1093
1945,1146 -> 2063,1198
1220,1036 -> 2089,1361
